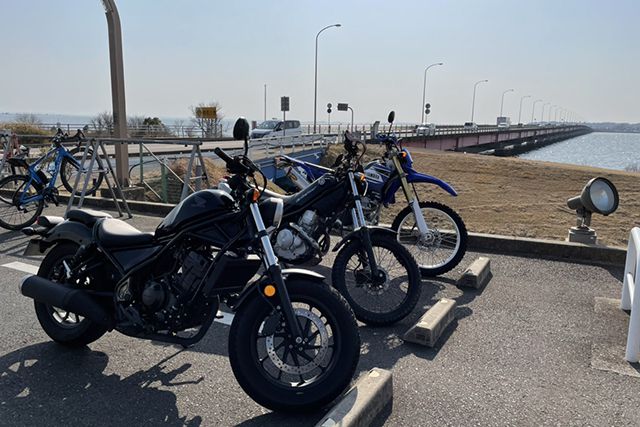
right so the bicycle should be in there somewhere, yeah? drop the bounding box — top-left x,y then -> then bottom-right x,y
0,129 -> 104,230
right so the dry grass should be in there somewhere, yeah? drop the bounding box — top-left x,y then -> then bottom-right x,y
324,145 -> 640,247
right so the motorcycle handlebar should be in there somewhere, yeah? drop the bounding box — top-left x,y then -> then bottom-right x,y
214,147 -> 251,175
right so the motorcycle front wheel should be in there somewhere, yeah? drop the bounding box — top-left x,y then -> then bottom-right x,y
228,279 -> 360,413
332,233 -> 422,326
391,201 -> 468,277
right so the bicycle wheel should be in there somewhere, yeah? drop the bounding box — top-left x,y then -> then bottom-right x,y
391,201 -> 468,277
60,147 -> 104,196
0,174 -> 44,230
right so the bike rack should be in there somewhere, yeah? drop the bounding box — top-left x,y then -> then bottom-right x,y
66,138 -> 132,218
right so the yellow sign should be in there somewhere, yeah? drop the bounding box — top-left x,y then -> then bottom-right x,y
196,107 -> 217,119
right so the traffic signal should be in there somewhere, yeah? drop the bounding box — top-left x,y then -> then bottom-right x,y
281,96 -> 290,112
425,103 -> 431,115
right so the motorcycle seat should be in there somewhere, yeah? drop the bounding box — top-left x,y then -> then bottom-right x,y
66,209 -> 112,227
97,218 -> 154,247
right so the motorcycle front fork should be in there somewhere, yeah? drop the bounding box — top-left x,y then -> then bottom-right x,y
348,172 -> 381,279
391,156 -> 429,235
249,202 -> 303,338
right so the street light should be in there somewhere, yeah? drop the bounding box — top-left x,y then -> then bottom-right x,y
100,0 -> 128,185
518,95 -> 531,124
531,99 -> 543,123
551,105 -> 558,122
421,62 -> 443,124
470,79 -> 488,123
313,23 -> 341,134
541,102 -> 551,123
499,88 -> 514,117
263,84 -> 267,122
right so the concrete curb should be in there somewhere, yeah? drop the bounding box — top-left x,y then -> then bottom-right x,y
468,232 -> 626,266
315,368 -> 393,427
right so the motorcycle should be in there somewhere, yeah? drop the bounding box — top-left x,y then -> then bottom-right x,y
274,111 -> 468,277
18,118 -> 360,413
223,130 -> 422,326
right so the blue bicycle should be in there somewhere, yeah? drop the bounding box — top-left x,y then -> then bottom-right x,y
0,129 -> 104,230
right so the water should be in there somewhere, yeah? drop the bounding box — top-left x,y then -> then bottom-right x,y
519,132 -> 640,171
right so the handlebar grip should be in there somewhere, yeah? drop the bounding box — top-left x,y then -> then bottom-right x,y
214,147 -> 233,164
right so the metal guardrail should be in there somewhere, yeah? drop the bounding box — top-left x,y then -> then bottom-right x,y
622,227 -> 640,362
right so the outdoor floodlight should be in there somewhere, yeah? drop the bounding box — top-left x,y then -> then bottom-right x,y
566,177 -> 619,244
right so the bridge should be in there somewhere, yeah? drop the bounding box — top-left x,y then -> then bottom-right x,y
396,124 -> 592,156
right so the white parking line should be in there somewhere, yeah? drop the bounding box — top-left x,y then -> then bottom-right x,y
215,311 -> 234,326
2,261 -> 39,275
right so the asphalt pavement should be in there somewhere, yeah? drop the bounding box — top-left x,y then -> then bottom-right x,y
1,206 -> 639,426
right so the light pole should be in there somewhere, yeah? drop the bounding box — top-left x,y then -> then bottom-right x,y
470,79 -> 488,123
263,84 -> 267,122
101,0 -> 128,185
541,102 -> 551,123
421,62 -> 443,124
313,23 -> 341,134
531,99 -> 543,122
348,106 -> 354,132
518,95 -> 531,124
499,88 -> 514,117
551,105 -> 558,122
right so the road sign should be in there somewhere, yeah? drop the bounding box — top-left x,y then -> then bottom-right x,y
281,96 -> 290,112
425,103 -> 431,115
195,107 -> 217,119
337,103 -> 349,111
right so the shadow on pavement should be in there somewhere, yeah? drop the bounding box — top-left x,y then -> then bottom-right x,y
0,342 -> 203,426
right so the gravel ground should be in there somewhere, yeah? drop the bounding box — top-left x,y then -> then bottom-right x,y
0,207 -> 639,426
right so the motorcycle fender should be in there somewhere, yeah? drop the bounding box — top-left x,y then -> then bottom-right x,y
332,226 -> 397,252
406,170 -> 458,196
232,268 -> 325,312
37,221 -> 93,254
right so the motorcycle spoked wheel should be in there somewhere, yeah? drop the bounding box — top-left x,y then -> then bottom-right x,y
391,201 -> 468,277
332,233 -> 422,326
228,279 -> 360,413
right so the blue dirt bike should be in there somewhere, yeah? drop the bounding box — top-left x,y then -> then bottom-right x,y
0,129 -> 104,230
274,111 -> 467,276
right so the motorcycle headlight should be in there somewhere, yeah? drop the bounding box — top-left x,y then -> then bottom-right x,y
258,197 -> 284,231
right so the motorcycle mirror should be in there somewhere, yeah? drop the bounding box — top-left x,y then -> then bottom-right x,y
387,111 -> 395,124
233,117 -> 250,141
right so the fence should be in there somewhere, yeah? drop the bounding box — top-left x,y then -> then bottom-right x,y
622,227 -> 640,363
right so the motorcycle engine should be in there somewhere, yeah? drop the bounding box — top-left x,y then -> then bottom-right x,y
139,250 -> 215,331
273,210 -> 321,263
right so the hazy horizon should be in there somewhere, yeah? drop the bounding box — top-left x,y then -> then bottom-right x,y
1,0 -> 638,125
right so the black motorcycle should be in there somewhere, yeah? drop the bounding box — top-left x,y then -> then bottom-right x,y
222,131 -> 422,326
18,118 -> 360,413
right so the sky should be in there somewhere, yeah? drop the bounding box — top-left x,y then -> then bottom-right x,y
1,0 -> 638,125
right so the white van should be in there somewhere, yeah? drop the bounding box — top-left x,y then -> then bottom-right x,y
250,120 -> 302,139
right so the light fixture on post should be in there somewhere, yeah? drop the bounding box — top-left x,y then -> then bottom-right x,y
566,177 -> 619,244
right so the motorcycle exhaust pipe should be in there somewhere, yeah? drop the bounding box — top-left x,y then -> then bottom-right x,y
20,275 -> 114,328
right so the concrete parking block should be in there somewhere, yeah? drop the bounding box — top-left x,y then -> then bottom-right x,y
315,368 -> 393,427
457,256 -> 492,289
402,298 -> 457,347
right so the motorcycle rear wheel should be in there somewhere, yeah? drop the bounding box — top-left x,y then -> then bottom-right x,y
228,279 -> 360,412
34,243 -> 108,347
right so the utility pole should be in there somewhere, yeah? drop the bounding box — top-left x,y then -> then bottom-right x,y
101,0 -> 128,186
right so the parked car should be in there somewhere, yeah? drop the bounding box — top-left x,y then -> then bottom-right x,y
463,122 -> 478,130
250,120 -> 302,139
416,123 -> 436,136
